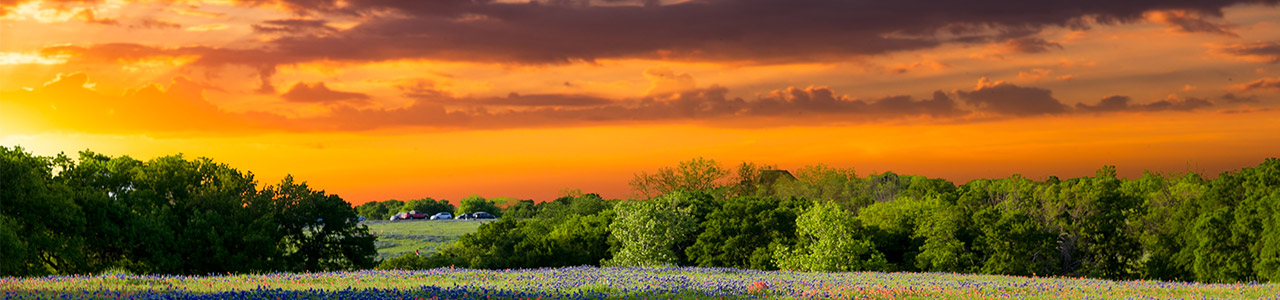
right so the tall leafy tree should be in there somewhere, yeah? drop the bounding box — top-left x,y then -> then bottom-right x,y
687,196 -> 805,270
605,196 -> 697,267
260,176 -> 378,272
773,202 -> 887,272
0,146 -> 87,276
629,157 -> 730,199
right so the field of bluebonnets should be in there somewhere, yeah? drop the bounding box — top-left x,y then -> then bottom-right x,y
4,266 -> 1279,300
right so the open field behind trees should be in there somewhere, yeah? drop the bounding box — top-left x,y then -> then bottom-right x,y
4,266 -> 1278,300
363,220 -> 490,259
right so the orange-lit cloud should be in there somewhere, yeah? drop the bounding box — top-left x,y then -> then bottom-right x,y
4,0 -> 1280,202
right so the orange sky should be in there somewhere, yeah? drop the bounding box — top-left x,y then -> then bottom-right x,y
3,0 -> 1280,203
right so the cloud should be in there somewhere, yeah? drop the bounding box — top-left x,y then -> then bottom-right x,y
252,18 -> 336,35
30,0 -> 1276,69
306,85 -> 970,130
1214,41 -> 1280,64
1,73 -> 282,134
1145,10 -> 1238,37
1234,77 -> 1280,91
132,18 -> 182,30
889,60 -> 948,74
281,82 -> 371,104
40,44 -> 281,91
1221,93 -> 1260,103
643,67 -> 696,96
74,9 -> 118,25
1076,95 -> 1213,112
1004,37 -> 1064,54
0,71 -> 1251,134
1018,69 -> 1054,81
405,83 -> 615,107
955,78 -> 1068,116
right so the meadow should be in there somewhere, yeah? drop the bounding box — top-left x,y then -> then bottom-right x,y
3,266 -> 1277,300
363,220 -> 489,259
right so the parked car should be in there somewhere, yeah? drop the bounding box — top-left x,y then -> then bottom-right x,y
472,211 -> 496,219
430,212 -> 453,220
390,211 -> 430,220
455,213 -> 473,220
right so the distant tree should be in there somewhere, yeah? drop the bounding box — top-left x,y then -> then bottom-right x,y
772,165 -> 865,210
457,195 -> 502,216
356,201 -> 390,220
629,157 -> 730,199
401,198 -> 455,215
504,199 -> 539,219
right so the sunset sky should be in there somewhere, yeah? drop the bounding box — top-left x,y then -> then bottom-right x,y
3,0 -> 1280,203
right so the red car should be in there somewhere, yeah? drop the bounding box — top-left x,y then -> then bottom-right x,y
390,211 -> 430,220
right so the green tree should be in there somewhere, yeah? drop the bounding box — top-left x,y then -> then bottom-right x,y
629,157 -> 730,199
605,196 -> 697,267
773,202 -> 888,272
0,146 -> 87,276
1123,171 -> 1203,281
401,198 -> 455,215
857,194 -> 948,271
259,176 -> 378,272
772,165 -> 866,211
686,196 -> 805,270
913,201 -> 977,272
457,195 -> 502,217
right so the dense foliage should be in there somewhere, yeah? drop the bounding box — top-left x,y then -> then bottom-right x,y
386,157 -> 1280,284
0,146 -> 377,276
7,145 -> 1280,284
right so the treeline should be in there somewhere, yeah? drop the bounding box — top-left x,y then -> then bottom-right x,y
0,146 -> 377,276
356,196 -> 502,221
383,158 -> 1280,283
6,144 -> 1279,283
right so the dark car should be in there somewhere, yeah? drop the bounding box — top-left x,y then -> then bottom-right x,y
455,213 -> 473,220
472,211 -> 496,219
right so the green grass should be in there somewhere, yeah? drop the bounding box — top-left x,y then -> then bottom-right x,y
362,220 -> 493,259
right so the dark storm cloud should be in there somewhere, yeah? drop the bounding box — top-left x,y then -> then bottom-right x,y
254,0 -> 1276,64
954,80 -> 1069,116
1075,95 -> 1213,112
281,82 -> 371,104
31,0 -> 1279,68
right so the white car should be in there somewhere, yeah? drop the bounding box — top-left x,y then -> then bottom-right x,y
430,212 -> 453,220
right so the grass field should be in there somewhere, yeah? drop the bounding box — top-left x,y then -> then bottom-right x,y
362,220 -> 492,259
3,266 -> 1277,299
